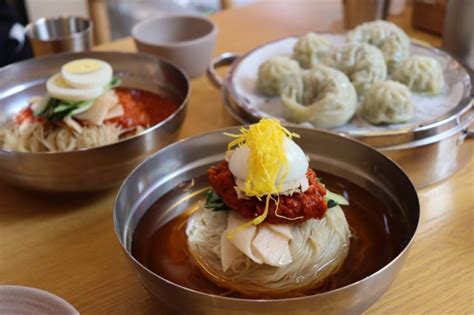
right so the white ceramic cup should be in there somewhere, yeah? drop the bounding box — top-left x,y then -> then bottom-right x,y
132,15 -> 217,79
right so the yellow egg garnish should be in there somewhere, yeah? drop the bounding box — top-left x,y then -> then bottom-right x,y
63,59 -> 102,74
225,118 -> 300,229
227,119 -> 299,197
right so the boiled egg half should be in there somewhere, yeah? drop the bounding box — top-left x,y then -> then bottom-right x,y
46,59 -> 113,102
228,137 -> 309,192
61,59 -> 112,89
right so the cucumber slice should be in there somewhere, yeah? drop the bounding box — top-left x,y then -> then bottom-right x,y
70,100 -> 94,115
53,104 -> 73,113
325,190 -> 349,206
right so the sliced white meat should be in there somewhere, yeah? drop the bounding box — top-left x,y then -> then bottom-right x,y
74,99 -> 109,125
104,104 -> 124,120
74,90 -> 120,125
64,115 -> 82,133
268,223 -> 293,240
252,224 -> 293,267
226,211 -> 263,264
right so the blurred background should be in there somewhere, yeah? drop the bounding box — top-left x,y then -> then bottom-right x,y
1,0 -> 472,69
22,0 -> 257,40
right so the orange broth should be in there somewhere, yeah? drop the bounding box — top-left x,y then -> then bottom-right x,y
108,87 -> 178,129
132,171 -> 408,299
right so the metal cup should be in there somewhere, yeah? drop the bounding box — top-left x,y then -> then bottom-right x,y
25,16 -> 93,57
442,0 -> 474,71
343,0 -> 390,29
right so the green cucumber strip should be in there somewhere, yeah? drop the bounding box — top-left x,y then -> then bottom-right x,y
325,190 -> 349,206
70,100 -> 94,115
53,104 -> 74,113
106,77 -> 122,90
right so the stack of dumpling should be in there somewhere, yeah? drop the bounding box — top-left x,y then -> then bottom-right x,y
256,20 -> 445,127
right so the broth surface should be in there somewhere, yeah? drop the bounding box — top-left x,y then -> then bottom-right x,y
132,171 -> 407,299
111,87 -> 178,129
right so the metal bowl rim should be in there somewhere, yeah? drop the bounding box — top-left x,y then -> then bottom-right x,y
0,51 -> 190,157
113,125 -> 420,303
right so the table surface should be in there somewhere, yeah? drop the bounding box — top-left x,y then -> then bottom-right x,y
1,1 -> 472,314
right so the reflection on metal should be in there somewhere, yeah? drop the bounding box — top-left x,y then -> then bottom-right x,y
164,185 -> 209,218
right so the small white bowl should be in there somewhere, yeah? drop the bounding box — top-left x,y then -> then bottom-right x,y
132,14 -> 217,79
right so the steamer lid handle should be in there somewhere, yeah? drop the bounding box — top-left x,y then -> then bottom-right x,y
207,52 -> 240,89
459,97 -> 474,138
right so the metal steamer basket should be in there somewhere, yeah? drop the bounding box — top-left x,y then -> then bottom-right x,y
207,41 -> 473,188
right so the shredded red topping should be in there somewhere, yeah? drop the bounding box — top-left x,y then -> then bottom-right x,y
207,161 -> 327,224
15,106 -> 41,124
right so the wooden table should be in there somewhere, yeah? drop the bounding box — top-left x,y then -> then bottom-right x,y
1,1 -> 472,314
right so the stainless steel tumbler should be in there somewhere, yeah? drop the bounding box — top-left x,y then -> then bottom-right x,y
25,16 -> 93,57
442,0 -> 474,70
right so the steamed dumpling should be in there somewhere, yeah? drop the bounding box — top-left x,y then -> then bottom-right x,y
361,80 -> 414,124
347,20 -> 410,72
324,43 -> 387,95
391,55 -> 444,94
282,64 -> 357,128
257,56 -> 303,98
293,33 -> 332,69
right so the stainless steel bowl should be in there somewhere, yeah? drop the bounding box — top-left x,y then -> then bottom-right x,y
114,127 -> 419,315
0,52 -> 189,191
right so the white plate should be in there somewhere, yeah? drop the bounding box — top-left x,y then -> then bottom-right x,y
228,34 -> 471,133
